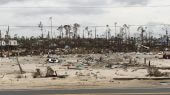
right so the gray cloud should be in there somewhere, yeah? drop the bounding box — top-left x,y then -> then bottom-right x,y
8,0 -> 149,18
1,0 -> 108,16
0,0 -> 150,23
0,0 -> 26,4
114,0 -> 149,5
64,0 -> 109,6
61,0 -> 149,6
0,0 -> 149,6
14,8 -> 106,17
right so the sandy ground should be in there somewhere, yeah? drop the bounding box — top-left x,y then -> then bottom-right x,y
0,52 -> 170,90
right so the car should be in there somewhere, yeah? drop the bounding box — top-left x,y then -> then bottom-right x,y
47,58 -> 59,63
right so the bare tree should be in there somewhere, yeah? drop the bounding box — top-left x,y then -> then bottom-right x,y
85,27 -> 89,38
123,24 -> 129,40
162,25 -> 169,47
64,25 -> 71,38
106,25 -> 111,40
47,31 -> 50,39
5,26 -> 10,57
119,27 -> 125,40
73,23 -> 80,39
85,27 -> 92,38
137,26 -> 147,45
57,25 -> 64,38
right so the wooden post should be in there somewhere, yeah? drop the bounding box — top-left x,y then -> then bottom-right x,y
144,58 -> 146,64
129,58 -> 132,64
149,60 -> 151,67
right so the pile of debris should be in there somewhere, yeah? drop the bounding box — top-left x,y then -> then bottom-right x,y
33,67 -> 68,78
147,67 -> 168,77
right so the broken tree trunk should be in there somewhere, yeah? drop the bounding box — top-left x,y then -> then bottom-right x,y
33,69 -> 42,78
46,66 -> 55,77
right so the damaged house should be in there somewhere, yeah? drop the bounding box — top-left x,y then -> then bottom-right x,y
0,40 -> 18,47
0,39 -> 18,57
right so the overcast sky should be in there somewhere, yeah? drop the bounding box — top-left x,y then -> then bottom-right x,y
0,0 -> 170,37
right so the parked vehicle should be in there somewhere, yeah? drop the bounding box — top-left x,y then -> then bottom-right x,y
47,58 -> 59,63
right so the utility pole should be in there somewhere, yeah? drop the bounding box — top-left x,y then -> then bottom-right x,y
95,27 -> 97,39
128,25 -> 130,39
162,25 -> 168,48
114,22 -> 117,37
83,30 -> 85,39
5,26 -> 10,57
38,21 -> 43,38
106,25 -> 108,40
166,29 -> 169,47
148,31 -> 152,47
141,29 -> 144,46
49,17 -> 53,39
0,30 -> 2,57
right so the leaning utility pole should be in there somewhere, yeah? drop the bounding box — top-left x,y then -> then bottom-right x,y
16,52 -> 24,74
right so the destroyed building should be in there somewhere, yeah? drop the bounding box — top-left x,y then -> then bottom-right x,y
0,40 -> 18,47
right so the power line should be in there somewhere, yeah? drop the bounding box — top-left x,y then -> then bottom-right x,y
0,5 -> 170,9
0,24 -> 169,28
